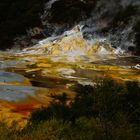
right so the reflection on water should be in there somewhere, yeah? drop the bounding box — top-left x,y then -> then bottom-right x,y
0,85 -> 36,102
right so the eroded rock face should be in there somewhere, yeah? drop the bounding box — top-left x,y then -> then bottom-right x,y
0,0 -> 96,50
22,26 -> 117,60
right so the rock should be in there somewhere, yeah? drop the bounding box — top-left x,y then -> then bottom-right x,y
22,25 -> 116,61
0,0 -> 48,49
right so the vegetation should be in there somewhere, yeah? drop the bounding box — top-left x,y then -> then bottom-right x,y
0,79 -> 139,140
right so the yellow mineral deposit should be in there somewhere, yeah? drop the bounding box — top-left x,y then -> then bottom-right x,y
0,26 -> 139,128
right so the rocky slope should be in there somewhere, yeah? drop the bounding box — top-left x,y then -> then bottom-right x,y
0,0 -> 140,54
